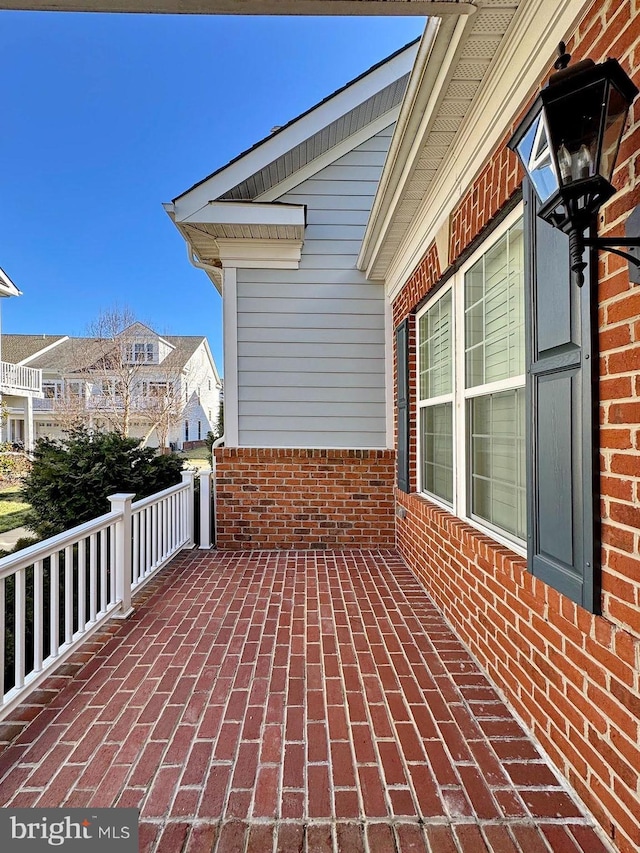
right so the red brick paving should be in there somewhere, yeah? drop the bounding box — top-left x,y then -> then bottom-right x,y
0,549 -> 614,852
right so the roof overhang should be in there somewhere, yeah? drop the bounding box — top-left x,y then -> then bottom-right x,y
0,267 -> 22,298
0,1 -> 477,16
359,0 -> 593,297
164,201 -> 307,290
171,40 -> 420,217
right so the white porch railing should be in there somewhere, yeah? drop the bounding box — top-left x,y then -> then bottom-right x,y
0,468 -> 212,721
0,362 -> 42,394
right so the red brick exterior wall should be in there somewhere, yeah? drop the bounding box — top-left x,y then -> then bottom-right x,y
392,3 -> 640,852
214,448 -> 395,551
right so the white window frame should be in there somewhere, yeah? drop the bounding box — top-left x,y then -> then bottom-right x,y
416,204 -> 526,556
416,283 -> 455,508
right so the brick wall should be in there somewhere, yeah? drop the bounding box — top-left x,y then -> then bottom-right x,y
392,2 -> 640,852
214,448 -> 395,550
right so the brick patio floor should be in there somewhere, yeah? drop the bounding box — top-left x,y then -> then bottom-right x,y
0,549 -> 613,852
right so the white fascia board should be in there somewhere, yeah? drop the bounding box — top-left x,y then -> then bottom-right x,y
358,14 -> 466,275
199,338 -> 222,387
0,267 -> 22,298
216,239 -> 303,269
173,41 -> 420,221
384,0 -> 591,301
174,200 -> 306,228
256,108 -> 400,203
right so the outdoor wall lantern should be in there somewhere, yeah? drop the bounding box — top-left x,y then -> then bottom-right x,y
508,43 -> 640,286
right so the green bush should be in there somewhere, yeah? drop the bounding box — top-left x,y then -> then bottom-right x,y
22,427 -> 184,539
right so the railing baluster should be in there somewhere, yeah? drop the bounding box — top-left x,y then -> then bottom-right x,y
50,552 -> 59,658
89,533 -> 97,623
132,512 -> 140,585
152,503 -> 158,568
139,509 -> 146,581
100,528 -> 107,612
14,568 -> 26,689
33,560 -> 44,672
162,499 -> 166,560
109,524 -> 116,603
64,545 -> 73,644
78,539 -> 86,632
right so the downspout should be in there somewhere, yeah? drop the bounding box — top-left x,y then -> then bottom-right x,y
186,244 -> 223,291
186,242 -> 226,544
210,432 -> 225,548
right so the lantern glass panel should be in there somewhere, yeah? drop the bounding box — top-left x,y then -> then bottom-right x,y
515,112 -> 558,202
600,83 -> 630,182
544,79 -> 607,187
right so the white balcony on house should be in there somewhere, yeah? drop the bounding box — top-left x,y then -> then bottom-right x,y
0,361 -> 42,396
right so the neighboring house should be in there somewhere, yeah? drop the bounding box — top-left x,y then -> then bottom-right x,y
0,272 -> 46,450
168,3 -> 640,852
4,324 -> 222,450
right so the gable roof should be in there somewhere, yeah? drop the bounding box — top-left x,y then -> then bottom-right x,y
165,38 -> 422,292
2,334 -> 68,364
9,332 -> 216,380
175,38 -> 420,207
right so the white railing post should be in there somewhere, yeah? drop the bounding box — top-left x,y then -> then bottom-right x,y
181,470 -> 196,549
199,469 -> 212,549
108,492 -> 135,618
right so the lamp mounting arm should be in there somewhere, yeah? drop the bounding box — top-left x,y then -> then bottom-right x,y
583,237 -> 640,268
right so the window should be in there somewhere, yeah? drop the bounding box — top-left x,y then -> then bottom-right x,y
141,381 -> 168,399
43,381 -> 62,399
198,420 -> 202,440
184,421 -> 189,442
124,342 -> 155,363
65,380 -> 84,399
101,379 -> 123,398
417,211 -> 526,547
417,289 -> 453,504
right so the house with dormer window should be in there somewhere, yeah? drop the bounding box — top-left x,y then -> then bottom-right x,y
4,323 -> 221,450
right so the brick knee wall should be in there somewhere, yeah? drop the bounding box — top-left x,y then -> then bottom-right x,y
396,491 -> 640,853
214,448 -> 396,550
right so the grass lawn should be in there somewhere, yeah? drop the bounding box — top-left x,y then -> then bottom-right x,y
0,485 -> 31,534
179,446 -> 213,471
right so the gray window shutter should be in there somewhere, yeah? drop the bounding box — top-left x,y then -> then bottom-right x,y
396,319 -> 410,493
524,181 -> 600,612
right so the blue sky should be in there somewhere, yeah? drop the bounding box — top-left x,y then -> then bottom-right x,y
0,12 -> 425,371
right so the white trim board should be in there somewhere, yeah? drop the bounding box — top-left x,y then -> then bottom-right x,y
381,0 -> 592,301
172,42 -> 419,220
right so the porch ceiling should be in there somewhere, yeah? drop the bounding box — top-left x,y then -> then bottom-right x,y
0,1 -> 476,14
0,549 -> 609,851
359,0 -> 522,281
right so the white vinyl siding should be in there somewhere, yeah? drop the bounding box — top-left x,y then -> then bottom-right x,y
236,127 -> 393,448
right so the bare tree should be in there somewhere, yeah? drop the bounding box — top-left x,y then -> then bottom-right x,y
42,306 -> 217,450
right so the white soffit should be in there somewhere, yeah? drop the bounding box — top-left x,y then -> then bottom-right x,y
166,201 -> 305,263
362,0 -> 593,293
171,39 -> 421,220
360,0 -> 522,282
